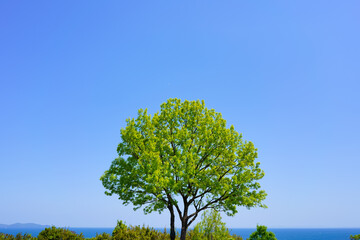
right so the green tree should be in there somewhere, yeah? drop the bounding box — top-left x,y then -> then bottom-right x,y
192,209 -> 229,240
189,209 -> 242,240
101,98 -> 267,240
248,225 -> 277,240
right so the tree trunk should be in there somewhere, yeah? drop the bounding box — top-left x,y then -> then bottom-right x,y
168,205 -> 176,240
180,198 -> 189,240
180,219 -> 188,240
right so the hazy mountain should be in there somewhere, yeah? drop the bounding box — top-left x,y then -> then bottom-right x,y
0,223 -> 50,229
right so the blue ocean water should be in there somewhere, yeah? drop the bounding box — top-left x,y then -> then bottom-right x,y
0,227 -> 359,239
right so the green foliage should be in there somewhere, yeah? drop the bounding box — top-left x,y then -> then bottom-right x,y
0,220 -> 245,240
111,221 -> 169,240
187,210 -> 242,240
88,232 -> 111,240
0,233 -> 35,240
350,234 -> 360,240
248,225 -> 277,240
112,220 -> 127,237
101,98 -> 267,239
37,226 -> 85,240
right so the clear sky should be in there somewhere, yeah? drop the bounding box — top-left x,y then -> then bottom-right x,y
1,1 -> 359,229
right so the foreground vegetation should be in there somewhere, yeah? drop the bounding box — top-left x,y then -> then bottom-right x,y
350,234 -> 360,240
0,223 -> 237,240
0,210 -> 278,240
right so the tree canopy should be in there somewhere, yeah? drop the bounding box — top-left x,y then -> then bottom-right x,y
101,98 -> 267,240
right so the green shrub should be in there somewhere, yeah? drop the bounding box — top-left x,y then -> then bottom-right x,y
187,210 -> 242,240
87,232 -> 112,240
350,234 -> 360,240
0,233 -> 35,240
37,226 -> 85,240
112,220 -> 127,237
111,220 -> 169,240
248,225 -> 277,240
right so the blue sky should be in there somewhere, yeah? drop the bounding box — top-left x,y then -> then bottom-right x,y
0,1 -> 359,228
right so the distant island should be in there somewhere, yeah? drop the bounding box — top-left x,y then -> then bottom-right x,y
0,223 -> 50,229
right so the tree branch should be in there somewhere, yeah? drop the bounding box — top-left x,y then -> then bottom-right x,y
188,187 -> 212,205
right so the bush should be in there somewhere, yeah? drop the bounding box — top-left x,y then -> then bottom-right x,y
88,232 -> 112,240
350,234 -> 360,240
0,233 -> 35,240
112,220 -> 169,240
112,220 -> 127,237
187,210 -> 242,240
37,226 -> 85,240
248,225 -> 277,240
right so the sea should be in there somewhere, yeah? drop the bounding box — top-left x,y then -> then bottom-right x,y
0,227 -> 359,240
